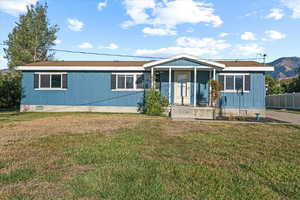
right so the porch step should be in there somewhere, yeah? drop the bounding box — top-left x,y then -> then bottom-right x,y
170,106 -> 215,120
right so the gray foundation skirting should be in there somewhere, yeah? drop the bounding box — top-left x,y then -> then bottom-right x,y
20,105 -> 140,113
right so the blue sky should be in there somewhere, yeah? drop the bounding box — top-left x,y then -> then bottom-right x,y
1,0 -> 300,69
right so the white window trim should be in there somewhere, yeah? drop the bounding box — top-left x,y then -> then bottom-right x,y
219,73 -> 250,93
34,72 -> 67,91
112,73 -> 145,91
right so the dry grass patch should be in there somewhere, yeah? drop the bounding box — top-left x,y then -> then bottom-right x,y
0,113 -> 158,147
0,113 -> 299,199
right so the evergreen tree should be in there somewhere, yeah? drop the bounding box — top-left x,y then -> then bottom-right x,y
4,2 -> 59,69
265,75 -> 284,95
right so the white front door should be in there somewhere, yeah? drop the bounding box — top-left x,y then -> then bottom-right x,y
174,71 -> 191,105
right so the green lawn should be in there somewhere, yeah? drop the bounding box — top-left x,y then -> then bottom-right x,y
0,113 -> 299,200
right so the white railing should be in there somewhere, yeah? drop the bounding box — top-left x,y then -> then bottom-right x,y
266,93 -> 300,110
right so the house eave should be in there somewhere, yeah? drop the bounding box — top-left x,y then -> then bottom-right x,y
15,66 -> 146,71
222,66 -> 274,72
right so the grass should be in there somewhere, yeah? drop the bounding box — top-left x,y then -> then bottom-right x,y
0,113 -> 299,199
0,169 -> 35,184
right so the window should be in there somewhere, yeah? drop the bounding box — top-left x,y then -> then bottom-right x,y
225,75 -> 234,90
34,73 -> 67,90
219,74 -> 251,92
111,73 -> 150,90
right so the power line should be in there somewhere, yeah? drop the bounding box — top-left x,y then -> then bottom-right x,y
49,48 -> 165,60
0,43 -> 267,61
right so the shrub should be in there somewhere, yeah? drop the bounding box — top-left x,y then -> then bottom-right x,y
209,80 -> 222,107
143,89 -> 169,116
0,71 -> 22,109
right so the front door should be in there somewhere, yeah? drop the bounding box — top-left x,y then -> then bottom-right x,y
174,71 -> 191,105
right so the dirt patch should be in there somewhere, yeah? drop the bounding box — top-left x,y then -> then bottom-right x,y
0,113 -> 153,148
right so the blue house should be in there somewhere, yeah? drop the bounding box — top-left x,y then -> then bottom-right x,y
16,55 -> 274,119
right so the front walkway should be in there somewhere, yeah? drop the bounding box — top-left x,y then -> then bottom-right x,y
266,110 -> 300,124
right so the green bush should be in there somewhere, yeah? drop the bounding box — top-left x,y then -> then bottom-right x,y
0,71 -> 22,109
143,89 -> 169,116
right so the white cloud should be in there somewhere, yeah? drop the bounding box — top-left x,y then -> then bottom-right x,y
54,39 -> 62,45
78,42 -> 93,49
99,43 -> 119,50
143,27 -> 176,35
264,30 -> 286,40
266,8 -> 284,20
67,18 -> 84,31
98,0 -> 107,11
281,0 -> 300,18
0,56 -> 8,69
152,0 -> 223,28
122,0 -> 156,28
0,0 -> 38,15
241,32 -> 256,41
135,36 -> 231,57
234,43 -> 264,56
245,10 -> 260,17
219,32 -> 228,38
123,0 -> 222,32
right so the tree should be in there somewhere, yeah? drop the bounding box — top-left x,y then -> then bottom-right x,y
265,75 -> 284,95
4,2 -> 59,69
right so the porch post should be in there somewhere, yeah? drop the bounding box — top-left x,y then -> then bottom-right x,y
209,70 -> 212,106
213,68 -> 216,80
151,67 -> 154,88
169,67 -> 172,104
194,67 -> 197,107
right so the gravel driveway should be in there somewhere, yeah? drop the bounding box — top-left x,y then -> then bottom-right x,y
267,110 -> 300,124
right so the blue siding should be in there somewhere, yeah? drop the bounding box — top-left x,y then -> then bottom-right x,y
21,70 -> 266,110
21,72 -> 144,107
159,58 -> 208,67
218,72 -> 266,109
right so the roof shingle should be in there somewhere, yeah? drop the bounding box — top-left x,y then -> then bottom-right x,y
24,60 -> 269,67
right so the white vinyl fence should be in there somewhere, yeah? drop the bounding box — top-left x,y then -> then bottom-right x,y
266,93 -> 300,110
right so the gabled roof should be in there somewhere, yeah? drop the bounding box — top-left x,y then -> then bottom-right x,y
143,54 -> 226,68
16,54 -> 274,72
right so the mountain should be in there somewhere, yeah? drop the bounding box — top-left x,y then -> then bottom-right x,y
268,57 -> 300,78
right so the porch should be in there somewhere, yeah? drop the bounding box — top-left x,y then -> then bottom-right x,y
145,55 -> 225,109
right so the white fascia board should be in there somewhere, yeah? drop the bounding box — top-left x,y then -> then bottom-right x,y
153,65 -> 213,70
143,54 -> 226,68
222,66 -> 274,72
16,66 -> 145,71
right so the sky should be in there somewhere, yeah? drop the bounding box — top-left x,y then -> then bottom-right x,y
1,0 -> 300,69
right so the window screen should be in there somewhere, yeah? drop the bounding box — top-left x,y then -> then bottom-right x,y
111,74 -> 116,89
225,75 -> 234,90
144,73 -> 151,89
40,74 -> 51,88
62,74 -> 68,89
245,75 -> 251,91
235,75 -> 243,91
136,74 -> 144,89
117,75 -> 126,89
219,75 -> 224,90
51,74 -> 62,88
126,75 -> 134,89
34,74 -> 39,88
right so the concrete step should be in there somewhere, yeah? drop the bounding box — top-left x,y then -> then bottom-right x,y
171,106 -> 215,120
